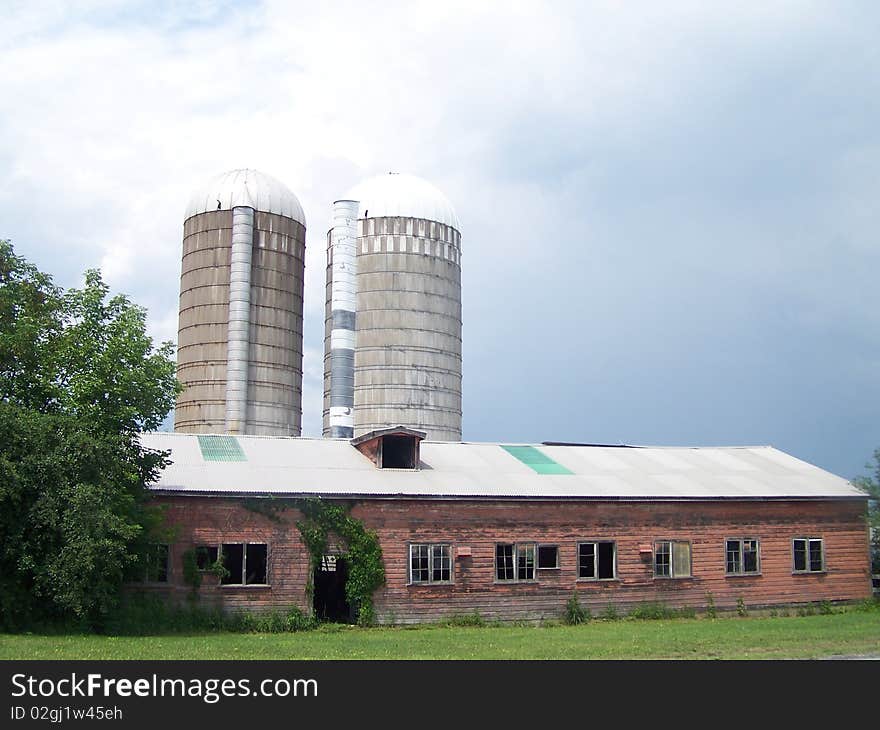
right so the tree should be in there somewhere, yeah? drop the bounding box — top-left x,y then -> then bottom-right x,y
853,448 -> 880,575
0,239 -> 180,629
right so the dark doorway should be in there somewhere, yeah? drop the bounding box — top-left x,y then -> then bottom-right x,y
313,555 -> 352,623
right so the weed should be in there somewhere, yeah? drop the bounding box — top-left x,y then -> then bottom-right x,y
628,602 -> 675,620
564,591 -> 590,625
705,592 -> 717,619
736,597 -> 748,617
444,611 -> 485,627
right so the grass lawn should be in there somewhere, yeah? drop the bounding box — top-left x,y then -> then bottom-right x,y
2,610 -> 879,660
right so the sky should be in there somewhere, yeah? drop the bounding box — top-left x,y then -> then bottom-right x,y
1,0 -> 878,480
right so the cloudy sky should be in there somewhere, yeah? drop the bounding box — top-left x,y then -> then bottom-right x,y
2,0 -> 878,480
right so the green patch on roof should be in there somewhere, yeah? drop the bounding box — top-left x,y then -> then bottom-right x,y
197,435 -> 246,462
500,445 -> 573,475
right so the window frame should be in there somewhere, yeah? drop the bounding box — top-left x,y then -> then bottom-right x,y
218,541 -> 270,587
537,544 -> 560,570
407,542 -> 453,585
792,537 -> 825,574
725,537 -> 761,576
576,540 -> 618,581
143,544 -> 170,584
494,542 -> 537,583
653,540 -> 692,579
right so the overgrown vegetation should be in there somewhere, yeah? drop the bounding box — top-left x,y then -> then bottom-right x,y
0,240 -> 180,631
292,497 -> 385,626
102,596 -> 316,635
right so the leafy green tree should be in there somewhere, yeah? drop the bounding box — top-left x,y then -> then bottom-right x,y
0,239 -> 180,629
853,448 -> 880,574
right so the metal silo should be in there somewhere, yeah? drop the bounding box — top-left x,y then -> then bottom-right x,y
323,172 -> 462,441
175,168 -> 307,436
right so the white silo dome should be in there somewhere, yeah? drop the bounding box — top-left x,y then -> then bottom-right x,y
185,168 -> 306,225
344,172 -> 460,231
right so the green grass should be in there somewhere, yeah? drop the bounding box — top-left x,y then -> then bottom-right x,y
2,610 -> 879,660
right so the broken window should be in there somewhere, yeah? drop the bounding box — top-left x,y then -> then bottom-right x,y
408,543 -> 451,584
654,541 -> 691,578
538,545 -> 559,570
495,543 -> 536,582
382,435 -> 418,469
195,545 -> 219,571
726,539 -> 760,575
220,543 -> 268,585
145,544 -> 169,583
578,541 -> 616,579
793,538 -> 824,573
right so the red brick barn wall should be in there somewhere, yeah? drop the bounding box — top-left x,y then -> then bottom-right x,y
146,496 -> 870,623
352,498 -> 871,623
142,497 -> 312,614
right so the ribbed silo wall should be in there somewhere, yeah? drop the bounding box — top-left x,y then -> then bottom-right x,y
175,209 -> 306,435
352,215 -> 462,441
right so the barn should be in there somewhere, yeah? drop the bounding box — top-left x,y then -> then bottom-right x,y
136,426 -> 871,623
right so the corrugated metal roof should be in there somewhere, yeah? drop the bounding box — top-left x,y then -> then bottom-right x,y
139,433 -> 865,501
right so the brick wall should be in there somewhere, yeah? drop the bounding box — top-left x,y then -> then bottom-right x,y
147,496 -> 871,623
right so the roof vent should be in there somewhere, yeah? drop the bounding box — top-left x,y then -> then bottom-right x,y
350,426 -> 426,469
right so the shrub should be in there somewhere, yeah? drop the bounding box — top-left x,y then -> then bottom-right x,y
818,600 -> 834,615
705,592 -> 717,619
564,591 -> 590,625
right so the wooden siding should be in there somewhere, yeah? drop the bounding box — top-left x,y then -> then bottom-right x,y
143,496 -> 872,623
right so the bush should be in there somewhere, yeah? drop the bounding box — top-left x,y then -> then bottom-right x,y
564,591 -> 590,625
818,600 -> 835,616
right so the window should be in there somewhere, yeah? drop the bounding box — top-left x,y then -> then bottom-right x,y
726,539 -> 760,575
409,544 -> 451,584
793,538 -> 824,573
145,544 -> 169,583
578,542 -> 616,580
195,545 -> 218,571
495,543 -> 536,582
538,545 -> 559,569
654,541 -> 691,578
220,543 -> 268,585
